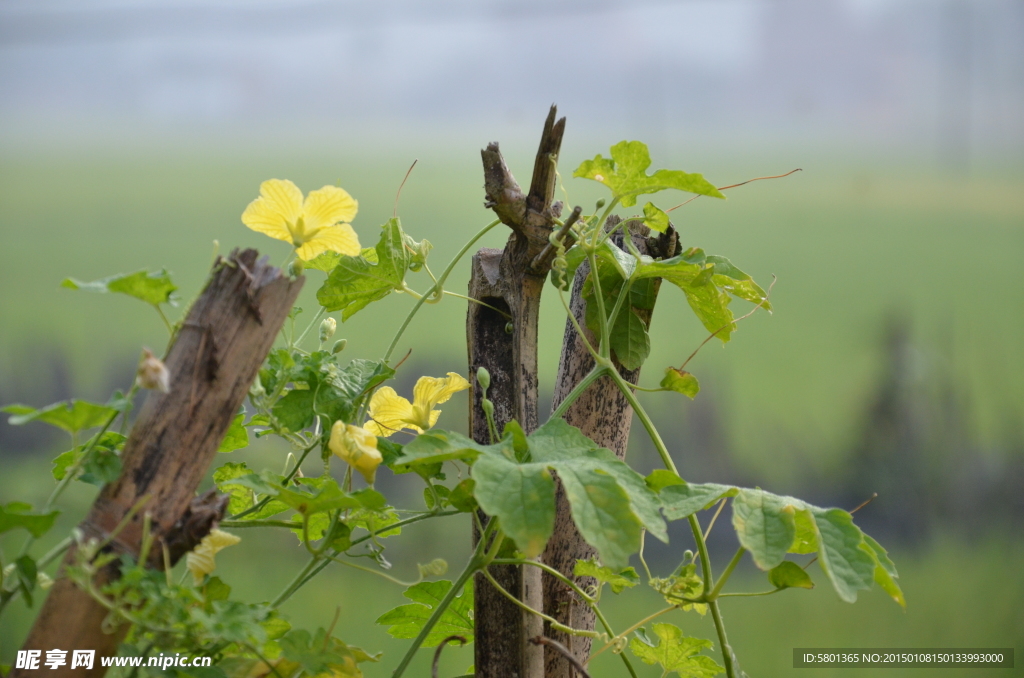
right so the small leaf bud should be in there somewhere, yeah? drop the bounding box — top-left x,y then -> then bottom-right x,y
319,317 -> 337,343
287,259 -> 304,277
595,198 -> 606,210
331,339 -> 347,354
481,399 -> 495,418
136,348 -> 170,393
476,366 -> 491,392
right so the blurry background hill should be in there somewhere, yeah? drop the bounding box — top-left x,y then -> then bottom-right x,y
2,1 -> 1022,675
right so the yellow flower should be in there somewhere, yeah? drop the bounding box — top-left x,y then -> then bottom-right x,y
186,529 -> 241,585
241,179 -> 360,261
364,372 -> 470,437
329,421 -> 383,484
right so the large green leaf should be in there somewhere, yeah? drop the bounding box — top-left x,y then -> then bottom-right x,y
4,399 -> 120,433
811,507 -> 876,603
391,430 -> 508,472
375,580 -> 473,647
657,482 -> 738,521
0,503 -> 59,538
316,218 -> 411,320
51,431 -> 126,483
610,307 -> 650,370
574,141 -> 725,207
472,454 -> 556,559
467,419 -> 666,569
731,488 -> 797,570
213,462 -> 256,515
629,623 -> 724,677
61,269 -> 177,306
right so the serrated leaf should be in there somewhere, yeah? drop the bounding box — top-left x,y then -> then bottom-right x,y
272,388 -> 315,433
812,507 -> 876,603
642,202 -> 670,233
472,454 -> 555,559
768,561 -> 814,590
610,307 -> 650,370
574,559 -> 639,594
575,141 -> 725,207
61,269 -> 177,306
629,623 -> 723,677
51,431 -> 126,483
375,580 -> 473,647
658,482 -> 737,521
862,534 -> 905,607
218,412 -> 249,453
316,218 -> 411,320
661,368 -> 700,398
0,503 -> 59,538
4,399 -> 118,433
213,462 -> 255,515
732,488 -> 797,570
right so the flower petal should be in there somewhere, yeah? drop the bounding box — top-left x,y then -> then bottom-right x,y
365,387 -> 417,437
303,185 -> 358,231
413,372 -> 471,410
294,224 -> 361,261
241,179 -> 303,242
185,529 -> 241,586
329,421 -> 382,484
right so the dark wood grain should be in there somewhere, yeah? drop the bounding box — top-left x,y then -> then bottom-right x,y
12,249 -> 303,677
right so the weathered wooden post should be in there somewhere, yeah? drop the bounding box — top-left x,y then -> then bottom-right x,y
468,107 -> 565,678
12,250 -> 303,678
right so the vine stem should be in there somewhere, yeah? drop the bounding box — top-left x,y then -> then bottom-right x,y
689,514 -> 737,678
384,218 -> 501,362
608,370 -> 677,476
550,364 -> 610,421
707,547 -> 745,600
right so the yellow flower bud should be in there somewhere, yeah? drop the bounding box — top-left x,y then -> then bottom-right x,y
186,529 -> 241,586
329,421 -> 382,484
136,348 -> 170,393
319,317 -> 337,343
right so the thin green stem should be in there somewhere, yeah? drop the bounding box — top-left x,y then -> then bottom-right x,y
688,514 -> 737,678
154,304 -> 174,335
609,370 -> 677,475
556,285 -> 599,359
36,537 -> 72,569
585,250 -> 611,359
384,218 -> 501,362
392,545 -> 484,678
294,307 -> 326,348
443,291 -> 512,318
480,569 -> 594,637
550,364 -> 610,421
717,589 -> 784,598
491,558 -> 595,605
271,554 -> 323,608
604,277 -> 633,337
591,605 -> 677,658
707,548 -> 745,600
325,555 -> 424,587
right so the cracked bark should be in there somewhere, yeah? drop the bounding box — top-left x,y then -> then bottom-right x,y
12,249 -> 303,678
542,221 -> 680,677
468,106 -> 565,678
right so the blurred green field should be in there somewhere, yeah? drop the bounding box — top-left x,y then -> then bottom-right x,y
1,142 -> 1023,675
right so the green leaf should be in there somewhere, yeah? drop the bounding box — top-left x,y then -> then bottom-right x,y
574,141 -> 725,207
0,503 -> 59,538
203,576 -> 232,603
449,479 -> 478,513
732,489 -> 797,570
393,430 -> 506,472
650,563 -> 707,614
642,202 -> 670,233
472,454 -> 556,559
768,561 -> 814,590
316,218 -> 411,320
51,431 -> 126,482
62,269 -> 177,306
15,555 -> 37,607
213,462 -> 255,516
790,508 -> 818,554
4,399 -> 118,433
610,308 -> 650,370
811,507 -> 876,603
629,623 -> 724,677
658,482 -> 738,521
557,463 -> 641,570
661,368 -> 700,399
218,412 -> 249,453
574,559 -> 639,594
272,388 -> 315,433
862,534 -> 906,607
278,628 -> 379,677
645,469 -> 685,493
375,580 -> 474,647
291,512 -> 331,542
706,255 -> 772,311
